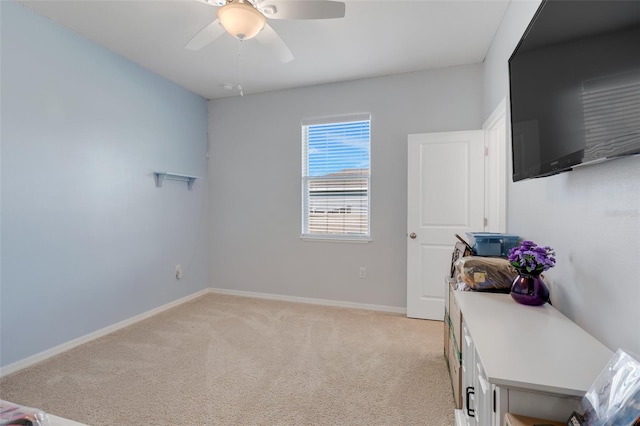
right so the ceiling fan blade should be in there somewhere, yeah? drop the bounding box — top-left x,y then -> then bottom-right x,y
185,19 -> 225,51
260,1 -> 345,20
255,23 -> 294,63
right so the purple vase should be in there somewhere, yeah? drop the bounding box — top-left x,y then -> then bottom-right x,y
510,273 -> 550,306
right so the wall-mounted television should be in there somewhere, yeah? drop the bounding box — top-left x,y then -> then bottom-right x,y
508,0 -> 640,182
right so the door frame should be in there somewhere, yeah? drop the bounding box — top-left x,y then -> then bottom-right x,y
406,99 -> 509,319
483,98 -> 508,233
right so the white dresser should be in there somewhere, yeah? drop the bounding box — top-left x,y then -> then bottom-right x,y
49,415 -> 87,426
449,290 -> 613,425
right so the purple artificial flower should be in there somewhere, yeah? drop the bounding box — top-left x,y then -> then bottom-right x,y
509,240 -> 556,274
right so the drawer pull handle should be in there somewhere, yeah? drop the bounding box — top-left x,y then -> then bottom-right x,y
465,386 -> 475,418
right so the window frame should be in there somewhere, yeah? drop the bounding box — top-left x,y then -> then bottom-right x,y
301,113 -> 372,243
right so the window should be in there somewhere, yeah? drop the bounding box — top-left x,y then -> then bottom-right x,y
302,114 -> 371,241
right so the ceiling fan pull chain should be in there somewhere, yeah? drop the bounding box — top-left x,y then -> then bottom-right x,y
237,39 -> 244,96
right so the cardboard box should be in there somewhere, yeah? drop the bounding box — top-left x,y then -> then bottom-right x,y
504,413 -> 565,426
447,326 -> 461,408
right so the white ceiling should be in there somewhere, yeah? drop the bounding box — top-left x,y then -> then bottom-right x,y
18,0 -> 511,100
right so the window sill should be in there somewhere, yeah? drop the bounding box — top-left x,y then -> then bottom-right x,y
300,235 -> 372,244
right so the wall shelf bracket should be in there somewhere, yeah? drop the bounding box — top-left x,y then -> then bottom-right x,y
154,172 -> 199,190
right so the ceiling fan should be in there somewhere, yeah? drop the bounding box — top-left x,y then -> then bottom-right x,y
185,0 -> 346,63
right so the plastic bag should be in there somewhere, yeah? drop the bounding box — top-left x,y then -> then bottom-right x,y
454,256 -> 517,292
571,349 -> 640,425
0,400 -> 51,426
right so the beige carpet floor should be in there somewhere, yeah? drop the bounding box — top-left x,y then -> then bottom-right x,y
0,293 -> 455,425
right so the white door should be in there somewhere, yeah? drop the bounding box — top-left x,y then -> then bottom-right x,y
407,131 -> 484,319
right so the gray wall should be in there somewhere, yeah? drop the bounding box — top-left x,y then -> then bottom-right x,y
483,0 -> 640,354
0,1 -> 210,367
208,66 -> 483,308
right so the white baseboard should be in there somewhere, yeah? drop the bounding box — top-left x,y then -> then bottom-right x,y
209,287 -> 407,315
0,289 -> 210,377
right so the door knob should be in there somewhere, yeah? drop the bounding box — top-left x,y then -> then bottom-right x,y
409,232 -> 417,239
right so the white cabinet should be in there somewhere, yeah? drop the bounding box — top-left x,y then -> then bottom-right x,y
451,291 -> 613,426
473,355 -> 492,426
460,319 -> 507,426
461,320 -> 475,421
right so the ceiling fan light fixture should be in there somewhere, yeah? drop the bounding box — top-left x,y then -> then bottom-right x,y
218,1 -> 266,40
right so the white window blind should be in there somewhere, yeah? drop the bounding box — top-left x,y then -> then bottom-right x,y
302,114 -> 371,240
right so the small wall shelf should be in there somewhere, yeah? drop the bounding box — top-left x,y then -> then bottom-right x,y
154,172 -> 200,190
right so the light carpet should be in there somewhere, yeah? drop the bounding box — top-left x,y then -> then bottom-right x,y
0,293 -> 454,425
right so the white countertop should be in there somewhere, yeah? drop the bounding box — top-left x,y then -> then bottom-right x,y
454,291 -> 613,397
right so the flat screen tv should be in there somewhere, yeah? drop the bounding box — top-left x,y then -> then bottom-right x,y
508,0 -> 640,182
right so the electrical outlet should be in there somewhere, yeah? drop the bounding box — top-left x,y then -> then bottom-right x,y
176,264 -> 183,280
359,267 -> 366,279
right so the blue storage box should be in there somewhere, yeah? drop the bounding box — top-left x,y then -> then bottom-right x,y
465,232 -> 520,257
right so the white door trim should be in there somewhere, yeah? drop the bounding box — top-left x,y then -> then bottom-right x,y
483,98 -> 508,233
